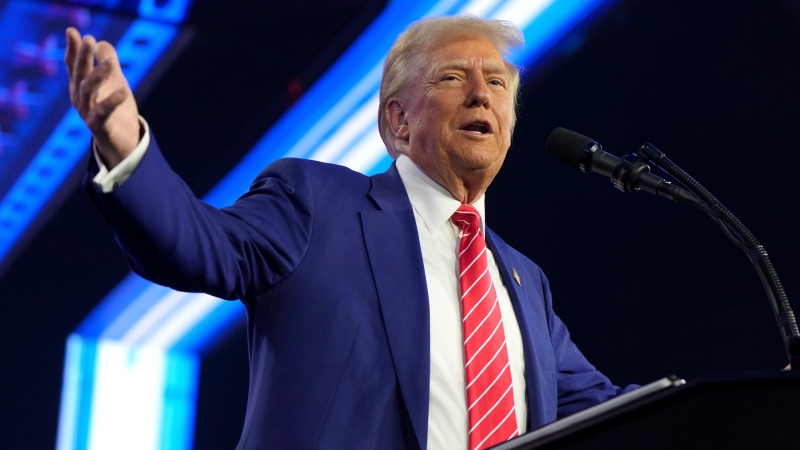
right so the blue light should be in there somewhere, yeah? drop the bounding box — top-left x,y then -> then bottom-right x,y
78,275 -> 170,338
0,19 -> 178,267
514,0 -> 607,66
56,335 -> 99,450
0,111 -> 91,261
138,0 -> 194,24
158,351 -> 200,450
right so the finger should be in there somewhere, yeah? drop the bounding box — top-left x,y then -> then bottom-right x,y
94,41 -> 118,65
64,27 -> 81,79
78,57 -> 114,114
71,34 -> 97,106
85,87 -> 128,131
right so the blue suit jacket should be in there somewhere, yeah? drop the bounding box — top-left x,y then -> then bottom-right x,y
86,135 -> 632,449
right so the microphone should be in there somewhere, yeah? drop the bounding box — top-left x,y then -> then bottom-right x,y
546,127 -> 700,206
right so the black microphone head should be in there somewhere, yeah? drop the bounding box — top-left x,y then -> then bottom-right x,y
546,127 -> 597,169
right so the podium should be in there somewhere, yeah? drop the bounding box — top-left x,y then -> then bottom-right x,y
491,371 -> 800,450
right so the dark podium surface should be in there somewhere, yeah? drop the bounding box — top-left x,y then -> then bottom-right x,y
491,371 -> 800,450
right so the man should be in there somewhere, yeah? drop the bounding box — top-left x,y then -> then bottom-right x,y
66,15 -> 634,450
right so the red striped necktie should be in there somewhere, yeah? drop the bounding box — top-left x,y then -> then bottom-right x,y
451,204 -> 518,450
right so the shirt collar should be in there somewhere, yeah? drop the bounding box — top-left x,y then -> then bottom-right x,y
395,154 -> 487,235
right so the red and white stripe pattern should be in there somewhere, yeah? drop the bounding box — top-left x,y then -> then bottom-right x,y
452,205 -> 518,450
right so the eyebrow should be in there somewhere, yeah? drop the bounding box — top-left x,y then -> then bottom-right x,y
428,59 -> 510,78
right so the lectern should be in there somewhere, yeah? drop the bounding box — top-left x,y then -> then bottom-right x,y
491,371 -> 800,450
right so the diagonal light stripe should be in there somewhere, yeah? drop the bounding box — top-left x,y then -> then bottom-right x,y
287,65 -> 384,160
335,129 -> 388,174
117,290 -> 193,346
462,0 -> 506,16
492,0 -> 554,23
100,283 -> 176,340
140,294 -> 223,349
309,93 -> 381,163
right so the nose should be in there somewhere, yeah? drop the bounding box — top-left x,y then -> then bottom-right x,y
465,77 -> 491,108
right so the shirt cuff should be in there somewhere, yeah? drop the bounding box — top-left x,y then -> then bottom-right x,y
92,116 -> 151,193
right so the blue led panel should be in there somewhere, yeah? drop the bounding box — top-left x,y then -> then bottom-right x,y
0,1 -> 181,271
55,0 -> 195,23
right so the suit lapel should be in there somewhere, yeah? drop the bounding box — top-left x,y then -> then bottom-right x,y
362,164 -> 430,449
485,229 -> 551,430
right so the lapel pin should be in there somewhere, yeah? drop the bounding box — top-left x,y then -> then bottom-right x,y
512,268 -> 521,286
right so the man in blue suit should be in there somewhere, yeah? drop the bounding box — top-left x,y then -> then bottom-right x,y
66,15 -> 634,450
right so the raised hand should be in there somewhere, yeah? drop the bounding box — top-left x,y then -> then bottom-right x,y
65,27 -> 140,169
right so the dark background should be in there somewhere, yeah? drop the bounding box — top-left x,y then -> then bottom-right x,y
1,0 -> 799,448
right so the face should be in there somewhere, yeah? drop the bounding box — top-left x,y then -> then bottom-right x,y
387,35 -> 514,194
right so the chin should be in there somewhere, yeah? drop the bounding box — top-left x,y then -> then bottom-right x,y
454,155 -> 504,173
455,146 -> 506,168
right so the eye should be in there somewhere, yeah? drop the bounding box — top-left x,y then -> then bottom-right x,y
442,74 -> 460,81
488,79 -> 505,87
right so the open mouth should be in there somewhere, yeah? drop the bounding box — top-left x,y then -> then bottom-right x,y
461,121 -> 491,135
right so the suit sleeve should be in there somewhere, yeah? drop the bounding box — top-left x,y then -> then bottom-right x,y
83,132 -> 313,300
540,272 -> 639,417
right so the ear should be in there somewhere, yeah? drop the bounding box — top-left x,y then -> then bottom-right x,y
385,98 -> 410,142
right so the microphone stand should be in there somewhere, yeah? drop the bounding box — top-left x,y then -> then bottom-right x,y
635,144 -> 800,370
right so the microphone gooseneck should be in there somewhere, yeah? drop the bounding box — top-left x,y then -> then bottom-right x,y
545,127 -> 799,368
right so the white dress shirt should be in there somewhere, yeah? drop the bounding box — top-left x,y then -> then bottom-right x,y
395,155 -> 527,450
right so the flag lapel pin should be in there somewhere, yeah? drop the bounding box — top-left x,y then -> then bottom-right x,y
512,268 -> 521,286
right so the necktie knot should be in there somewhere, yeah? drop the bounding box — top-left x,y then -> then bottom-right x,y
451,204 -> 481,234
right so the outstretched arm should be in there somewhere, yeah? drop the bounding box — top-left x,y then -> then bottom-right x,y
66,28 -> 313,300
65,27 -> 140,168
